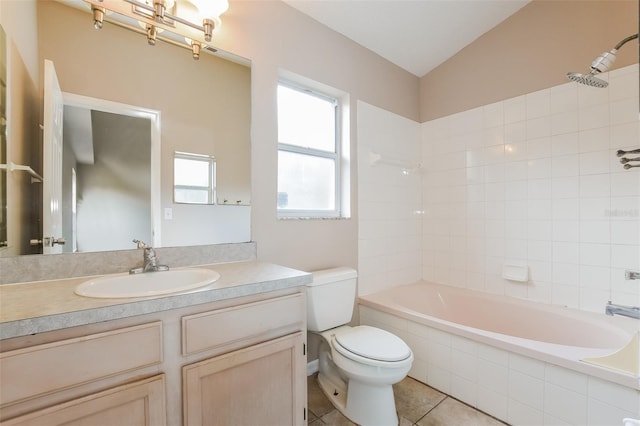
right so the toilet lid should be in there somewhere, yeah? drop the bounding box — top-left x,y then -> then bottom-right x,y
334,326 -> 411,362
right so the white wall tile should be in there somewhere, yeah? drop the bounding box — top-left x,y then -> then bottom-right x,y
544,383 -> 587,425
611,97 -> 639,125
578,104 -> 609,130
551,154 -> 579,178
526,89 -> 551,119
508,399 -> 544,426
588,377 -> 640,413
452,349 -> 478,382
527,136 -> 552,159
579,127 -> 610,153
552,241 -> 580,264
587,398 -> 639,426
509,370 -> 544,410
611,171 -> 640,197
579,265 -> 610,290
610,121 -> 639,150
545,364 -> 588,395
527,178 -> 551,198
579,150 -> 610,175
551,283 -> 580,308
551,110 -> 578,135
413,64 -> 639,325
509,353 -> 545,378
611,244 -> 640,269
450,375 -> 477,406
483,101 -> 504,128
578,83 -> 609,108
579,174 -> 610,198
552,198 -> 580,220
579,220 -> 611,244
427,364 -> 451,394
526,116 -> 551,139
477,388 -> 508,421
609,66 -> 639,101
551,133 -> 579,156
579,243 -> 611,267
504,96 -> 526,124
550,83 -> 578,114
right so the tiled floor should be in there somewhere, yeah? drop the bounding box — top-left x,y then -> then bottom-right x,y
308,374 -> 508,426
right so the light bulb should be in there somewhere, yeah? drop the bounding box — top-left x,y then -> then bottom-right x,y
191,0 -> 228,19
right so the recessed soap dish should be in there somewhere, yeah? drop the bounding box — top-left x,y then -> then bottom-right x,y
502,263 -> 529,282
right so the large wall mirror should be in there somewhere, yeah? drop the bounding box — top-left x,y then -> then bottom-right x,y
0,0 -> 251,257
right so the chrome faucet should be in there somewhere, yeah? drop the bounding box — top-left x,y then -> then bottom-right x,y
130,239 -> 169,274
605,301 -> 640,320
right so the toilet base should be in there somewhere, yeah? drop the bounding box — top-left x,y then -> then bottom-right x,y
316,372 -> 399,426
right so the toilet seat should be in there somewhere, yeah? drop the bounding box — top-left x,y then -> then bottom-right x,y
333,326 -> 411,365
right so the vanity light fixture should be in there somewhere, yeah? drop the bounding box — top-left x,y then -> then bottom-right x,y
84,0 -> 229,59
92,5 -> 106,29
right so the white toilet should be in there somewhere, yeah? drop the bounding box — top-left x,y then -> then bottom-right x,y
307,267 -> 413,426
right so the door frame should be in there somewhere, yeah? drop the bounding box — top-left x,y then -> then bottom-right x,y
61,92 -> 162,248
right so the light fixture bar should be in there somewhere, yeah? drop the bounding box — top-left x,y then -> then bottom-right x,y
121,0 -> 213,36
84,0 -> 223,59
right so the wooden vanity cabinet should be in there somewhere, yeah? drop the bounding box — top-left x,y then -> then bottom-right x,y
181,293 -> 307,426
1,375 -> 167,426
0,288 -> 307,426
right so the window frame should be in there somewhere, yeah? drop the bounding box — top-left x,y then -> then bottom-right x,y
277,80 -> 342,218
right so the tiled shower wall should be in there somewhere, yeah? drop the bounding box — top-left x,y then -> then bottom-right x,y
357,101 -> 422,296
421,64 -> 640,312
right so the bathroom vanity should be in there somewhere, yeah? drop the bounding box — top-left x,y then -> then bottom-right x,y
0,261 -> 311,425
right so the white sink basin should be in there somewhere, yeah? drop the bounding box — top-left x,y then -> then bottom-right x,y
75,268 -> 221,298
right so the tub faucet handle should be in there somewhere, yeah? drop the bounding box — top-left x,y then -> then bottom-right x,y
625,270 -> 640,280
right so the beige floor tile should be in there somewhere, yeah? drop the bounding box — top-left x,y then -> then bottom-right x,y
416,397 -> 506,426
308,374 -> 337,418
394,377 -> 447,423
307,373 -> 508,426
309,418 -> 325,426
320,410 -> 358,426
399,415 -> 415,426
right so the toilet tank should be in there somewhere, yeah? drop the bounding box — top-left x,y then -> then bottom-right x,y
307,267 -> 358,332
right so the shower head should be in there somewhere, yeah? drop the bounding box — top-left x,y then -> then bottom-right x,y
566,70 -> 609,88
566,33 -> 638,88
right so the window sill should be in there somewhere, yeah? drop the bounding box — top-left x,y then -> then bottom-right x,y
277,216 -> 350,221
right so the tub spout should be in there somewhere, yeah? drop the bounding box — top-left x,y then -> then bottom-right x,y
605,301 -> 640,319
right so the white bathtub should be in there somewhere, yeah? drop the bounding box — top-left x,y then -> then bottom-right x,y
358,281 -> 640,425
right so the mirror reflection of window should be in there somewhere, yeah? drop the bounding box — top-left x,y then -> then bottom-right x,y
174,152 -> 216,205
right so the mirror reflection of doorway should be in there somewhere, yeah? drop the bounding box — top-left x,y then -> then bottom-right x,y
62,107 -> 153,253
43,59 -> 160,253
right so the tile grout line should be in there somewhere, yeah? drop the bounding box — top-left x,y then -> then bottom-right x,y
410,395 -> 449,425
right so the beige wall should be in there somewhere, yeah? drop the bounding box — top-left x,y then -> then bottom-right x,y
420,0 -> 639,121
210,0 -> 421,271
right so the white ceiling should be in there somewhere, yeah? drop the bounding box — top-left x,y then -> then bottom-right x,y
282,0 -> 531,77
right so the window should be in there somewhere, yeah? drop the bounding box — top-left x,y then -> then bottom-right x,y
174,151 -> 216,204
277,81 -> 342,218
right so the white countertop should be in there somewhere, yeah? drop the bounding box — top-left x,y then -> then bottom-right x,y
0,261 -> 311,340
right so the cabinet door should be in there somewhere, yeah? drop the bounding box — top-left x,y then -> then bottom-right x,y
183,332 -> 306,426
1,375 -> 166,426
